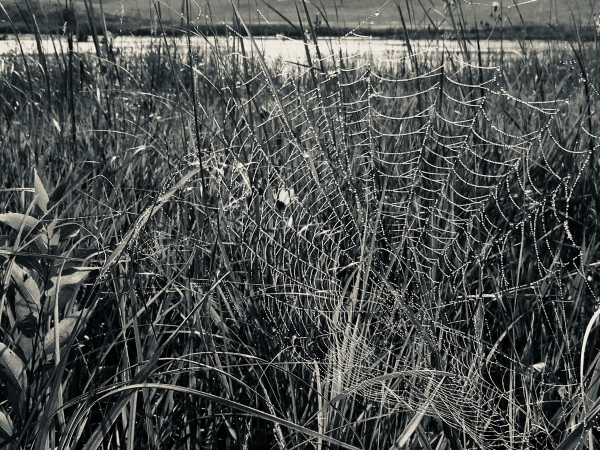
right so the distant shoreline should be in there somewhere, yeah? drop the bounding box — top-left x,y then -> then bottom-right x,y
1,22 -> 598,42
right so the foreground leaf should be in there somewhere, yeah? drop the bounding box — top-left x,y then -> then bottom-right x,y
15,254 -> 45,278
44,268 -> 97,314
15,333 -> 37,365
0,343 -> 27,417
0,213 -> 40,235
17,312 -> 39,339
48,267 -> 96,288
0,344 -> 27,391
11,264 -> 41,320
0,409 -> 14,441
57,223 -> 82,241
44,309 -> 91,358
34,169 -> 49,213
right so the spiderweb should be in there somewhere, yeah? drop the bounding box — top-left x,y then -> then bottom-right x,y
143,38 -> 599,448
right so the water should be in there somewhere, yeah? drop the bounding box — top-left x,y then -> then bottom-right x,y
0,34 -> 578,62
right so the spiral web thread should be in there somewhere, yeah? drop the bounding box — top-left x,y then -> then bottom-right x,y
149,40 -> 599,448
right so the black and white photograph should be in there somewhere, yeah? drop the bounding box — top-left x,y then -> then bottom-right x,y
1,0 -> 599,448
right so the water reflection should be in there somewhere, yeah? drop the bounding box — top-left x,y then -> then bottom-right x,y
0,34 -> 579,63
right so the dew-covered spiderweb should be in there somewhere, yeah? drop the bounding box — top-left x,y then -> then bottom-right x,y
139,38 -> 600,448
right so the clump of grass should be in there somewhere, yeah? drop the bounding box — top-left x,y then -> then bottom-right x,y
0,1 -> 600,449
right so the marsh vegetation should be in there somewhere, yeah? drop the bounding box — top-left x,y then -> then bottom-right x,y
1,1 -> 600,449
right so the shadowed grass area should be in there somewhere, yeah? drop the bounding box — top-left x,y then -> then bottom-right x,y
1,1 -> 600,449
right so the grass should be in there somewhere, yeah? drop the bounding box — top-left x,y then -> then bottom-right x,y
0,0 -> 600,449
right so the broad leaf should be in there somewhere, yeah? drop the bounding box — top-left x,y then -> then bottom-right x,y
17,312 -> 38,339
11,265 -> 41,319
40,219 -> 60,250
29,235 -> 48,255
44,309 -> 91,357
0,409 -> 13,441
51,267 -> 95,286
57,223 -> 81,241
45,267 -> 96,295
14,291 -> 40,326
0,213 -> 41,235
44,268 -> 97,315
46,264 -> 85,282
0,343 -> 27,418
15,333 -> 36,366
44,283 -> 80,314
15,254 -> 45,278
0,344 -> 26,391
49,228 -> 61,249
34,169 -> 49,213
